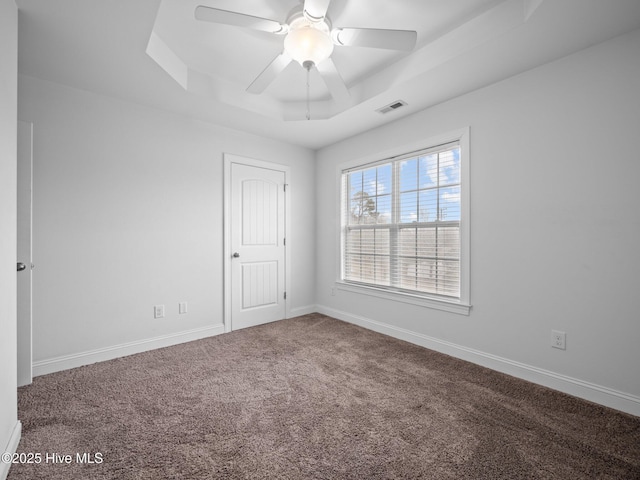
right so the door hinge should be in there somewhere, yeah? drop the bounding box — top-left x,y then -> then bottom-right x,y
284,291 -> 287,300
284,184 -> 288,192
283,237 -> 286,246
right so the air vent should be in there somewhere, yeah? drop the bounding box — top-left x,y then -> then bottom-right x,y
376,100 -> 407,114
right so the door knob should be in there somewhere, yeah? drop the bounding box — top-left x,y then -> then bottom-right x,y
17,262 -> 26,272
232,252 -> 240,258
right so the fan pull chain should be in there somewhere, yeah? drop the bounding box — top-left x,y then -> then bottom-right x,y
306,69 -> 310,121
303,60 -> 313,121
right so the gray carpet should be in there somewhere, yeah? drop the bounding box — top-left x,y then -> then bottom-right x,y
8,314 -> 640,479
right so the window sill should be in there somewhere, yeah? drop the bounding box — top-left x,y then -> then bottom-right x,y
335,281 -> 471,316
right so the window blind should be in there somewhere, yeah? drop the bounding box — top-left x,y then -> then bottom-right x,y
342,141 -> 461,299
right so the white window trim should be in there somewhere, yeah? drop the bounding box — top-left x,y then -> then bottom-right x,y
335,281 -> 471,315
335,127 -> 471,316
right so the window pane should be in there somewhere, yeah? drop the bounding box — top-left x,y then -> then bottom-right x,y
399,257 -> 418,290
377,164 -> 392,195
419,154 -> 438,188
359,254 -> 375,283
439,148 -> 460,186
350,191 -> 376,224
375,255 -> 391,286
413,260 -> 460,297
362,167 -> 377,196
349,164 -> 393,225
344,253 -> 361,280
376,194 -> 391,224
346,229 -> 360,252
425,260 -> 459,297
399,228 -> 416,256
417,228 -> 436,258
415,259 -> 438,292
349,171 -> 362,198
439,227 -> 460,259
439,186 -> 460,221
375,229 -> 390,255
439,264 -> 460,297
345,228 -> 391,285
360,229 -> 375,254
418,189 -> 437,223
400,191 -> 418,223
400,158 -> 417,192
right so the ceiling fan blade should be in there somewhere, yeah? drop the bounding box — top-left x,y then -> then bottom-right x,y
303,0 -> 331,21
333,28 -> 417,51
316,58 -> 350,104
247,53 -> 292,94
195,6 -> 286,34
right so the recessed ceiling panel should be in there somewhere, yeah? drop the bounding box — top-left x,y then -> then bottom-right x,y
18,0 -> 640,146
148,0 -> 506,116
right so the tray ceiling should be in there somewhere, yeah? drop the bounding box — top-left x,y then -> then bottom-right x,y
16,0 -> 640,148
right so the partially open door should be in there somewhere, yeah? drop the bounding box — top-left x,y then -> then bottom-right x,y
17,120 -> 33,386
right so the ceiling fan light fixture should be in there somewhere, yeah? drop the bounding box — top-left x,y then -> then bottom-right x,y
284,17 -> 334,66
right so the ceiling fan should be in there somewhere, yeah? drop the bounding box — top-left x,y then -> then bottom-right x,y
194,0 -> 417,104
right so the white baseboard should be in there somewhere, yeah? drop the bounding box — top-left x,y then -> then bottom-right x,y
317,305 -> 640,417
0,421 -> 22,480
33,324 -> 225,377
289,304 -> 318,317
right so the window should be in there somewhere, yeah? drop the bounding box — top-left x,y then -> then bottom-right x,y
340,133 -> 469,312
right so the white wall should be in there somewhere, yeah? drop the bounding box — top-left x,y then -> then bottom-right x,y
18,75 -> 316,370
0,0 -> 21,478
315,28 -> 640,415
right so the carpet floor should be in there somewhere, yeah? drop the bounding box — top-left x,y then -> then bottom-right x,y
8,314 -> 640,479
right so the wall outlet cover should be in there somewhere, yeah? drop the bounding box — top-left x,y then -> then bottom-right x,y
551,330 -> 566,350
154,305 -> 165,319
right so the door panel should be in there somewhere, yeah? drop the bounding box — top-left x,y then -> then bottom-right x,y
231,162 -> 285,330
242,262 -> 278,309
242,179 -> 278,246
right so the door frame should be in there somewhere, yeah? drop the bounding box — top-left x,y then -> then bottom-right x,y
223,153 -> 291,333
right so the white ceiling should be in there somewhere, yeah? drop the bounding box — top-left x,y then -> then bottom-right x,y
148,0 -> 501,104
15,0 -> 640,149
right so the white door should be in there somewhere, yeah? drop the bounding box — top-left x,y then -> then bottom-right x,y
17,121 -> 33,386
229,161 -> 286,330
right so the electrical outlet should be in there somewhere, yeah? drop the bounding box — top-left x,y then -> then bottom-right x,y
331,287 -> 336,296
154,305 -> 165,319
179,302 -> 187,314
551,330 -> 566,350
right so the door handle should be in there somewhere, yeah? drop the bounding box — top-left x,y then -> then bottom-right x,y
17,262 -> 26,272
232,252 -> 240,258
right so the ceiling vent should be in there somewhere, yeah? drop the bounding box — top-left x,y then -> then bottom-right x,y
376,100 -> 407,114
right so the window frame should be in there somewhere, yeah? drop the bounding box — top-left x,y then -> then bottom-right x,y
335,128 -> 471,315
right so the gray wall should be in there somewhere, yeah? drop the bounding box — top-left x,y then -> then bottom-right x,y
315,28 -> 640,415
0,0 -> 19,475
18,75 -> 316,367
